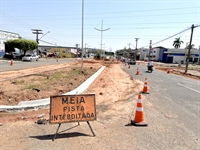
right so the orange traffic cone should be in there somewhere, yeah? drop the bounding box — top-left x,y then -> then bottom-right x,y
142,78 -> 149,94
135,67 -> 140,75
128,64 -> 130,69
167,68 -> 170,74
10,59 -> 13,66
131,94 -> 148,126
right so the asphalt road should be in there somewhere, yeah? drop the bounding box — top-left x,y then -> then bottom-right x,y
122,63 -> 200,149
0,58 -> 76,72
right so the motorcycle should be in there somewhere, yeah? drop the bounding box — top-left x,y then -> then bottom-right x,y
147,66 -> 153,73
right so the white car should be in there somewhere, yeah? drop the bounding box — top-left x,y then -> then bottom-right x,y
22,54 -> 39,61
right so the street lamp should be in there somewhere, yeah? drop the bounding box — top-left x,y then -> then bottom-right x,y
81,0 -> 84,69
135,38 -> 139,60
38,31 -> 50,55
149,40 -> 152,61
39,31 -> 50,41
94,20 -> 110,58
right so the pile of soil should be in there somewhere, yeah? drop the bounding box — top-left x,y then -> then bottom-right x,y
156,67 -> 200,80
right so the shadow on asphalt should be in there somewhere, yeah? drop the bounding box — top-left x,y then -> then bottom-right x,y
29,132 -> 90,140
125,123 -> 133,126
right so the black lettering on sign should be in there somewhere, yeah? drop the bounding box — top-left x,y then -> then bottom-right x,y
82,113 -> 86,118
63,106 -> 85,112
51,115 -> 59,121
80,97 -> 85,103
71,106 -> 75,111
70,97 -> 75,104
91,113 -> 95,118
67,114 -> 71,120
51,113 -> 95,122
62,96 -> 86,104
62,97 -> 69,104
81,106 -> 84,111
72,114 -> 75,119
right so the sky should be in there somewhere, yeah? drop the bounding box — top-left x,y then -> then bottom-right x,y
0,0 -> 200,52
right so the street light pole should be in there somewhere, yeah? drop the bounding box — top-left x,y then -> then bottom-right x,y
81,0 -> 84,69
149,40 -> 152,61
39,31 -> 50,41
85,43 -> 87,57
94,20 -> 110,58
135,38 -> 139,60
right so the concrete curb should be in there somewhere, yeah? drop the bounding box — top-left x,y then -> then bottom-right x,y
0,66 -> 106,112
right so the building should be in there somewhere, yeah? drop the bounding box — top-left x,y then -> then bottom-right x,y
38,45 -> 83,58
139,46 -> 168,61
139,46 -> 200,64
0,30 -> 20,57
164,48 -> 200,64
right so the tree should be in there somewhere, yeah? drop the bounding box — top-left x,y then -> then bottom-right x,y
185,44 -> 195,50
173,37 -> 184,49
185,44 -> 195,63
6,39 -> 38,55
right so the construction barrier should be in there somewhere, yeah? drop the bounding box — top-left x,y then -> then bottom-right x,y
10,59 -> 13,66
135,67 -> 140,75
142,78 -> 149,94
131,94 -> 148,126
167,68 -> 170,74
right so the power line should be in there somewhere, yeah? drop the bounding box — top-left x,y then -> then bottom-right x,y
8,6 -> 198,17
1,12 -> 32,29
141,24 -> 200,48
12,12 -> 197,20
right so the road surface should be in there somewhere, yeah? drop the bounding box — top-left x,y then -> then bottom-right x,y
0,58 -> 75,72
122,63 -> 200,149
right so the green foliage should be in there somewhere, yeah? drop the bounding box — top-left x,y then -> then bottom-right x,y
11,79 -> 25,85
173,37 -> 184,49
185,44 -> 195,49
105,51 -> 114,56
116,49 -> 126,56
6,39 -> 38,55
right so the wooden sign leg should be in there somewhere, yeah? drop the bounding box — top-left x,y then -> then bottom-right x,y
52,123 -> 62,141
87,121 -> 95,136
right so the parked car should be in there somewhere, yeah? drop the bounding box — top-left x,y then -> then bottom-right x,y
3,53 -> 13,59
13,52 -> 22,59
129,59 -> 136,65
22,54 -> 39,61
125,58 -> 136,65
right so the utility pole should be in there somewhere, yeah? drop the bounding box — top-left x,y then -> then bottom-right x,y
32,29 -> 43,55
32,29 -> 43,43
185,24 -> 195,74
127,43 -> 131,49
135,38 -> 139,60
75,44 -> 79,58
94,20 -> 110,58
85,44 -> 87,57
149,40 -> 152,61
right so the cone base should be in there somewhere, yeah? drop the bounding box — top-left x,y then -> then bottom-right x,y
131,120 -> 148,127
141,91 -> 149,94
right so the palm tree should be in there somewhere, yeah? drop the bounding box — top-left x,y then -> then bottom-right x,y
185,43 -> 195,49
173,37 -> 184,49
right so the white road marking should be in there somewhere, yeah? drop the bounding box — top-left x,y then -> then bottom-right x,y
177,83 -> 200,94
182,81 -> 197,84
